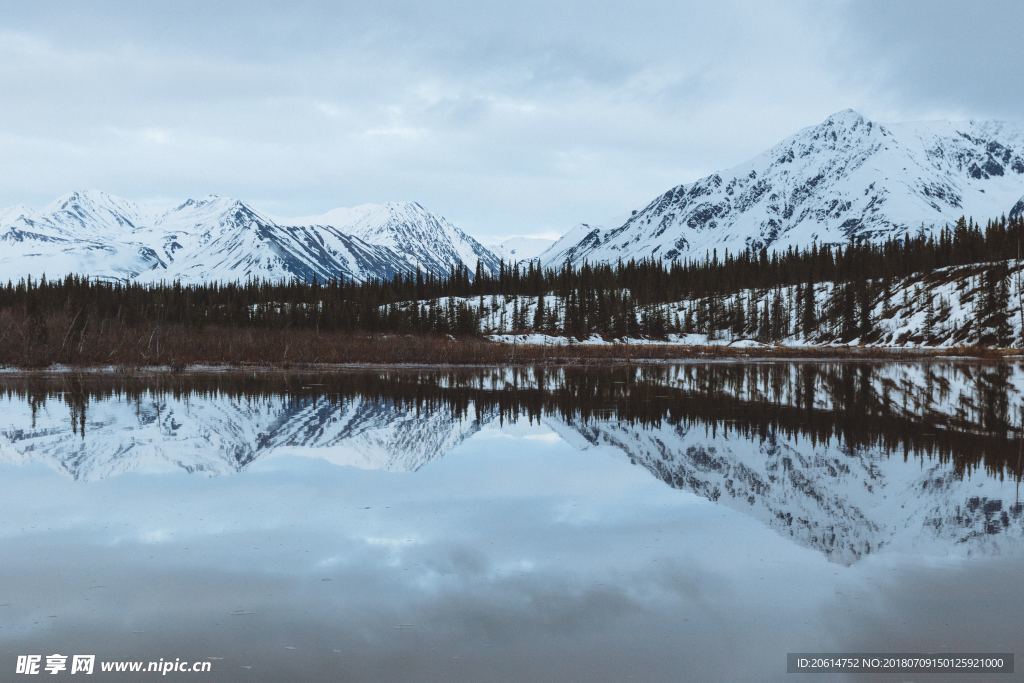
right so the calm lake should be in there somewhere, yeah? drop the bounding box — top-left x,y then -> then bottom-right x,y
0,362 -> 1022,682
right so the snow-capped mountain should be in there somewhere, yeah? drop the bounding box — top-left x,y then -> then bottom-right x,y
0,192 -> 500,284
133,196 -> 417,284
543,110 -> 1024,267
290,201 -> 500,277
0,191 -> 167,282
1011,195 -> 1024,221
0,204 -> 31,225
32,190 -> 146,238
538,223 -> 606,267
485,236 -> 557,263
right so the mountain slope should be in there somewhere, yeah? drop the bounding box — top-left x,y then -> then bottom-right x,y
0,193 -> 498,284
1011,195 -> 1024,221
539,223 -> 607,267
544,110 -> 1024,267
292,202 -> 501,277
0,190 -> 166,282
134,196 -> 416,284
486,236 -> 556,263
37,190 -> 147,239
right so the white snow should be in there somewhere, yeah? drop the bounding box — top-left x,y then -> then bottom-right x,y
396,260 -> 1024,349
544,110 -> 1024,268
289,201 -> 500,277
485,235 -> 556,263
0,194 -> 502,285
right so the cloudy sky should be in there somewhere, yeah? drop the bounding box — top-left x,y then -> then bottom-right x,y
0,0 -> 1021,240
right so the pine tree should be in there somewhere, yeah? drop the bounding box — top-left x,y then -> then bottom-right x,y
770,289 -> 785,341
801,280 -> 816,340
922,292 -> 936,344
981,262 -> 1011,346
731,297 -> 746,336
533,294 -> 545,331
840,282 -> 857,340
758,298 -> 770,341
856,279 -> 872,339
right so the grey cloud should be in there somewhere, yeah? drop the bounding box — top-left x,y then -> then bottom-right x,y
833,0 -> 1024,119
0,0 -> 1016,238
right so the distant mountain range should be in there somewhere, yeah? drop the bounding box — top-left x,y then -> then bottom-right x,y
0,191 -> 500,283
484,235 -> 557,263
4,110 -> 1024,283
541,109 -> 1024,267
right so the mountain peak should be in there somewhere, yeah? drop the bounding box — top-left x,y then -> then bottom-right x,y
0,203 -> 34,225
0,190 -> 499,284
50,189 -> 135,212
288,200 -> 500,278
546,113 -> 1024,267
1011,195 -> 1024,221
174,195 -> 223,211
822,108 -> 867,125
39,190 -> 143,236
55,188 -> 104,203
796,109 -> 878,144
165,195 -> 257,221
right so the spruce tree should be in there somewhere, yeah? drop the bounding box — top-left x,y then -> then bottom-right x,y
801,280 -> 816,340
856,279 -> 872,339
533,294 -> 545,331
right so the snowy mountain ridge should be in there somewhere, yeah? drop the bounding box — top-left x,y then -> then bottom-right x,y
485,235 -> 557,263
1011,195 -> 1024,221
291,201 -> 500,277
0,191 -> 501,284
542,110 -> 1024,267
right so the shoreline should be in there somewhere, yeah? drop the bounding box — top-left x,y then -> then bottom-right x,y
1,341 -> 1021,374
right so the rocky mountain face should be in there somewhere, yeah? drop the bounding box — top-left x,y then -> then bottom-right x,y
0,192 -> 500,284
542,110 -> 1024,267
538,223 -> 607,268
1011,195 -> 1024,221
485,236 -> 556,263
132,196 -> 416,284
0,191 -> 167,282
292,202 -> 501,277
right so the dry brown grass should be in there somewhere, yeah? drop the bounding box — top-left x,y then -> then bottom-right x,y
0,311 -> 1019,369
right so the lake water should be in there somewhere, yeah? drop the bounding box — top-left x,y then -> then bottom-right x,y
0,362 -> 1022,682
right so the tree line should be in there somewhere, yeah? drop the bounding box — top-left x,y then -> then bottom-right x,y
1,214 -> 1022,341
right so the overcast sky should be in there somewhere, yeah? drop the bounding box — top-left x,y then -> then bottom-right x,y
1,0 -> 1021,240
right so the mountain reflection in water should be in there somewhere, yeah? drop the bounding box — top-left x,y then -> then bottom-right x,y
1,362 -> 1023,565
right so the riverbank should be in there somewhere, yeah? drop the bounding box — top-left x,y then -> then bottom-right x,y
0,326 -> 1020,370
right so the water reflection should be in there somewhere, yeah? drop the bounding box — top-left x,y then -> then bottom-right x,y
1,362 -> 1023,565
